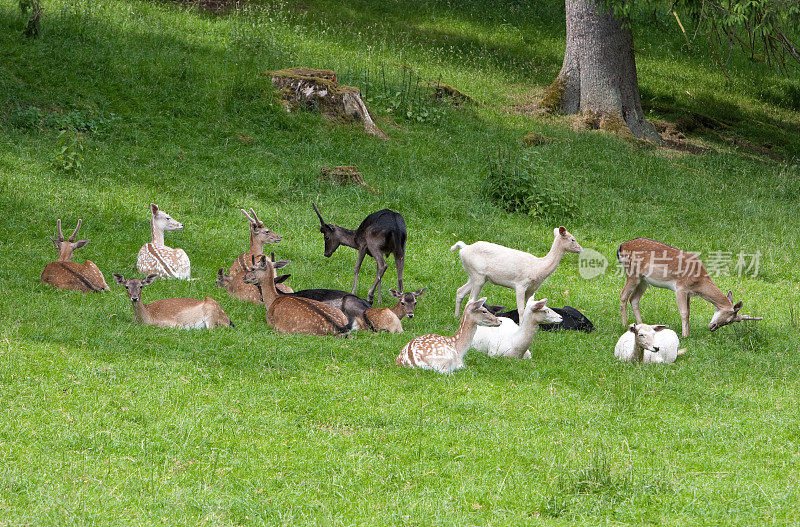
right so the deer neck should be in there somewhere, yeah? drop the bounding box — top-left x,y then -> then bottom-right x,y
451,312 -> 478,359
335,226 -> 358,249
694,276 -> 733,311
257,271 -> 280,310
539,236 -> 566,277
390,301 -> 404,319
512,313 -> 540,350
131,299 -> 152,324
150,220 -> 165,246
57,246 -> 73,262
249,232 -> 263,255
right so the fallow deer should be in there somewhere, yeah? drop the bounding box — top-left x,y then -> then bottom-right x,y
396,297 -> 500,374
217,269 -> 291,304
618,238 -> 763,337
472,297 -> 562,359
312,203 -> 406,304
228,208 -> 282,276
364,288 -> 426,333
113,274 -> 233,329
137,203 -> 191,280
242,255 -> 353,336
452,226 -> 583,318
40,219 -> 110,292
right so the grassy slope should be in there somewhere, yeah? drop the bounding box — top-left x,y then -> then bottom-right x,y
1,0 -> 799,524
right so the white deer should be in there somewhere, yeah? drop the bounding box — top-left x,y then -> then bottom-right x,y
137,203 -> 191,280
452,226 -> 583,318
396,297 -> 500,374
618,237 -> 762,337
471,297 -> 562,359
614,323 -> 685,364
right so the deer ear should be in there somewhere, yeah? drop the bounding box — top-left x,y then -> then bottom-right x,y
733,301 -> 743,312
654,325 -> 669,332
217,268 -> 225,278
73,239 -> 89,249
413,287 -> 427,297
472,297 -> 488,309
389,289 -> 401,299
727,290 -> 734,302
142,274 -> 158,286
150,203 -> 159,215
531,298 -> 547,310
112,273 -> 125,285
558,226 -> 567,236
273,259 -> 290,269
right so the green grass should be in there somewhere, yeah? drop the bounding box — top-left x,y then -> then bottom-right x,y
1,0 -> 800,524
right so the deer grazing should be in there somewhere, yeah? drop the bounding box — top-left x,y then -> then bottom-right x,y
615,323 -> 685,364
243,255 -> 353,336
137,203 -> 191,280
113,274 -> 233,329
228,208 -> 282,276
451,226 -> 583,318
396,297 -> 500,374
41,219 -> 110,292
312,203 -> 406,304
618,238 -> 763,337
364,288 -> 426,333
472,298 -> 562,359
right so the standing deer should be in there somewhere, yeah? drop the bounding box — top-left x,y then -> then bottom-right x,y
365,288 -> 426,333
618,238 -> 763,337
451,226 -> 583,318
137,203 -> 191,280
312,203 -> 406,304
243,255 -> 353,336
228,208 -> 282,276
396,297 -> 500,374
113,274 -> 233,329
41,219 -> 110,292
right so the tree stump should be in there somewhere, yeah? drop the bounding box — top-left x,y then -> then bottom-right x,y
319,165 -> 378,194
269,67 -> 388,139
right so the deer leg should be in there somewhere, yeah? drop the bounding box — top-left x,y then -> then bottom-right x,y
620,275 -> 640,326
676,289 -> 691,338
351,248 -> 367,295
455,280 -> 473,318
515,284 -> 529,315
395,252 -> 405,294
367,253 -> 388,304
630,281 -> 649,324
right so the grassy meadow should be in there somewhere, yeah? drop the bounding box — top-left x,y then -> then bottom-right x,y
1,0 -> 800,524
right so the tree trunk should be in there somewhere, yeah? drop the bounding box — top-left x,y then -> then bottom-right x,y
542,0 -> 661,143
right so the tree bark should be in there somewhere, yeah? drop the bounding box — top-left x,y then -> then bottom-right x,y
542,0 -> 661,143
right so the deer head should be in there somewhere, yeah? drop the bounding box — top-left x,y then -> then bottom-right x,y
389,287 -> 426,319
113,273 -> 157,302
312,203 -> 342,258
522,297 -> 562,325
151,203 -> 183,232
466,297 -> 501,327
242,254 -> 290,286
51,219 -> 90,262
242,208 -> 281,245
554,226 -> 583,254
708,291 -> 764,332
629,323 -> 669,353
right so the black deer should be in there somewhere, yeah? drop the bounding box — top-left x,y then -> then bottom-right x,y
487,305 -> 595,333
312,203 -> 407,304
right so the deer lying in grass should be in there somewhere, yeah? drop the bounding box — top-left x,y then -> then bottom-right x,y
243,255 -> 353,336
618,238 -> 763,337
228,208 -> 282,275
493,305 -> 595,333
137,203 -> 191,280
396,297 -> 499,374
217,269 -> 292,304
312,203 -> 406,304
451,226 -> 583,318
472,298 -> 561,359
41,219 -> 110,292
364,288 -> 426,333
615,323 -> 685,364
113,274 -> 233,329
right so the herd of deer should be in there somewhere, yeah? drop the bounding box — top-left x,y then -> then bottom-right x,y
40,203 -> 763,374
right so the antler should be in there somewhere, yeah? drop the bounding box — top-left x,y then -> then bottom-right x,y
249,208 -> 263,227
312,203 -> 326,225
739,315 -> 764,321
69,219 -> 82,242
55,219 -> 64,242
241,208 -> 256,223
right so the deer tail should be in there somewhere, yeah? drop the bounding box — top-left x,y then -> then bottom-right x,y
450,241 -> 467,252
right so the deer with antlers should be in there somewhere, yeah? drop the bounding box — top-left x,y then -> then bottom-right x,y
41,219 -> 110,292
137,203 -> 191,280
618,238 -> 763,337
228,208 -> 282,276
243,255 -> 353,336
312,203 -> 406,304
113,274 -> 233,329
396,297 -> 500,374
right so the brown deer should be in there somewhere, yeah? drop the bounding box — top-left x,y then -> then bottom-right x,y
396,297 -> 500,374
137,203 -> 191,280
113,274 -> 233,329
365,288 -> 426,333
618,238 -> 762,337
217,268 -> 292,304
312,203 -> 406,304
242,255 -> 353,336
228,208 -> 282,276
41,219 -> 110,292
